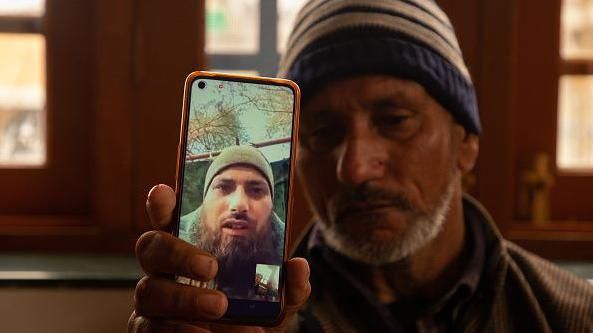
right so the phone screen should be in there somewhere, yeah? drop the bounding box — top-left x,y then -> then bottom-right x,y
175,73 -> 297,323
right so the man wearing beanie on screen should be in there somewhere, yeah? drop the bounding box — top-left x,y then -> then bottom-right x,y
179,145 -> 285,300
129,1 -> 593,332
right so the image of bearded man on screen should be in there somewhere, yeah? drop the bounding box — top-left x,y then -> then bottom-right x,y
180,145 -> 285,300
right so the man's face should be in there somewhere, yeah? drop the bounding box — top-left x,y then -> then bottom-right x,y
297,75 -> 477,265
199,165 -> 273,258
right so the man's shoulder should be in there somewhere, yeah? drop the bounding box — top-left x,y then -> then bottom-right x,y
502,240 -> 593,329
504,240 -> 593,295
179,208 -> 199,241
465,195 -> 593,322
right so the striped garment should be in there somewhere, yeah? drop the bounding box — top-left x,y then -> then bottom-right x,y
288,195 -> 593,332
279,0 -> 481,134
279,0 -> 469,80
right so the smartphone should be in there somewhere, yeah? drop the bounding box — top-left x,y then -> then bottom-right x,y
173,71 -> 300,326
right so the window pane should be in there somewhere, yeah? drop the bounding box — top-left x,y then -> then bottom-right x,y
0,0 -> 44,16
562,0 -> 593,59
557,75 -> 593,170
277,0 -> 308,54
0,33 -> 46,166
206,0 -> 259,54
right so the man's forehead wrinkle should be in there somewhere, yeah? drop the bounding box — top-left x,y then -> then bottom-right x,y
309,76 -> 425,114
245,179 -> 268,187
308,91 -> 365,118
215,178 -> 235,183
214,171 -> 268,185
215,176 -> 266,184
363,92 -> 411,110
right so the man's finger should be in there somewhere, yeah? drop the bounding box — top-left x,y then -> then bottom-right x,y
136,230 -> 218,281
146,184 -> 176,230
128,312 -> 212,333
258,257 -> 311,333
203,258 -> 311,333
283,257 -> 311,315
135,276 -> 228,322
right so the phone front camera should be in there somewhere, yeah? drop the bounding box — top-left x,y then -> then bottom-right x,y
198,81 -> 206,89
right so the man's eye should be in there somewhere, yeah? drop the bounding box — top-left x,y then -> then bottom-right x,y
301,125 -> 344,153
310,126 -> 333,138
375,112 -> 420,139
247,187 -> 267,198
378,115 -> 410,126
213,183 -> 232,193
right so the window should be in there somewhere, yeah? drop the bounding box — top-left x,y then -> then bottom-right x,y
557,0 -> 593,170
0,0 -> 46,166
204,0 -> 312,247
206,0 -> 308,76
475,0 -> 593,259
0,0 -> 205,252
0,0 -> 94,218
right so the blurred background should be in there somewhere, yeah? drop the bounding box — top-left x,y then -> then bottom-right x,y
0,0 -> 591,332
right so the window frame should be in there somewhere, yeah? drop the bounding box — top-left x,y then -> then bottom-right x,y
207,0 -> 279,76
477,0 -> 593,259
0,0 -> 205,252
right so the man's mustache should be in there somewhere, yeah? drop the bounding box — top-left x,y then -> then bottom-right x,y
218,211 -> 254,227
331,184 -> 417,221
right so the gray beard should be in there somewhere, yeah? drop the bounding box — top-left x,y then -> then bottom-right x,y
318,177 -> 456,266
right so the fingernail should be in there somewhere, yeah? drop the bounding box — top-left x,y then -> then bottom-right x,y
146,185 -> 161,206
197,293 -> 226,317
190,255 -> 216,279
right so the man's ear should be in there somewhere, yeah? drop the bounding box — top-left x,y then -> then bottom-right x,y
457,130 -> 479,174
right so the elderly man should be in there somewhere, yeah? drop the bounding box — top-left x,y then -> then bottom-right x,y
129,1 -> 593,332
178,145 -> 284,300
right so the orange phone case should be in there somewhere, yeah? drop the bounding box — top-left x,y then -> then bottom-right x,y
173,71 -> 301,326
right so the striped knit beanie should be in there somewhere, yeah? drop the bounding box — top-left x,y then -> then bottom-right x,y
278,0 -> 481,134
203,145 -> 275,198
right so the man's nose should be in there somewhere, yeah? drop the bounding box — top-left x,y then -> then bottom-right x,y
228,188 -> 248,213
336,122 -> 388,186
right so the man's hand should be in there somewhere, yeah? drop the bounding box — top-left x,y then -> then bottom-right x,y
128,184 -> 311,333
